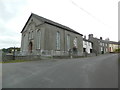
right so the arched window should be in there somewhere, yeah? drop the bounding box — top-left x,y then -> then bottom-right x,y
31,31 -> 33,39
37,30 -> 41,49
74,37 -> 78,48
56,31 -> 60,50
67,34 -> 70,50
28,32 -> 31,40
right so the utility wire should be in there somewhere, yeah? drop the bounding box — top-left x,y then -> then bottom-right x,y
70,0 -> 110,28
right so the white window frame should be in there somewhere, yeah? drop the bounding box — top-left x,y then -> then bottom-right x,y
74,37 -> 78,48
67,34 -> 70,50
56,31 -> 60,50
37,30 -> 41,49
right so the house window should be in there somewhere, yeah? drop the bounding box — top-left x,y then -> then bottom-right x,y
28,31 -> 34,40
90,49 -> 92,53
85,41 -> 87,45
67,34 -> 70,50
106,48 -> 108,52
106,44 -> 107,47
56,31 -> 60,50
101,47 -> 103,51
37,30 -> 41,49
83,48 -> 86,52
103,43 -> 104,46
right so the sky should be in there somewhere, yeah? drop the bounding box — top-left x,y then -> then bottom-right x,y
0,0 -> 119,49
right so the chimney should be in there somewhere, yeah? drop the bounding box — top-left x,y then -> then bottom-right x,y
84,35 -> 86,39
100,37 -> 102,40
88,34 -> 93,39
105,38 -> 109,41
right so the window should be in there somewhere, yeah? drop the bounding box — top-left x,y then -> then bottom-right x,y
83,48 -> 86,52
101,47 -> 103,51
74,37 -> 77,48
56,31 -> 60,50
67,34 -> 70,50
85,41 -> 87,45
28,32 -> 31,40
37,30 -> 41,49
106,48 -> 108,52
31,31 -> 33,39
28,31 -> 34,40
103,43 -> 104,46
106,44 -> 107,47
88,42 -> 90,46
90,49 -> 92,53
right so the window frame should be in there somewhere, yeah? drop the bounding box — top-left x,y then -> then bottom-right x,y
56,31 -> 61,50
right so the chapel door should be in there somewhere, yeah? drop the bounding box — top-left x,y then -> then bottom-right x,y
29,42 -> 33,53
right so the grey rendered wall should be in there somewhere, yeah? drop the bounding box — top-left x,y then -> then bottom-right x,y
21,16 -> 45,53
44,23 -> 65,51
64,30 -> 83,53
89,38 -> 99,54
44,23 -> 83,54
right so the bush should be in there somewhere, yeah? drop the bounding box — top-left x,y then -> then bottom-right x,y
115,48 -> 120,53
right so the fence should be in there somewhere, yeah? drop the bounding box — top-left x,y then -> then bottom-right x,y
15,50 -> 83,57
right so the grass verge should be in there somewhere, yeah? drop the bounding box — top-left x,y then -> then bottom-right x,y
2,59 -> 33,63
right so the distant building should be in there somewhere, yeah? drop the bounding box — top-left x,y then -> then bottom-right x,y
108,41 -> 118,53
20,13 -> 83,56
98,37 -> 109,54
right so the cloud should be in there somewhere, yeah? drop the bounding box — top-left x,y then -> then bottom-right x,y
0,0 -> 27,49
0,35 -> 21,49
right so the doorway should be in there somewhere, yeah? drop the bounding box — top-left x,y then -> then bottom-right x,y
29,42 -> 33,53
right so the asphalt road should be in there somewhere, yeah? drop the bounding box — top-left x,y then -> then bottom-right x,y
2,54 -> 118,88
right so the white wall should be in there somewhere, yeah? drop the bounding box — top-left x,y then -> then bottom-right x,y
83,40 -> 92,54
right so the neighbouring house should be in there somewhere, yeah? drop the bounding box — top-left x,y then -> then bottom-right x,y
88,34 -> 109,55
83,37 -> 93,54
98,37 -> 109,54
20,13 -> 83,57
108,41 -> 118,53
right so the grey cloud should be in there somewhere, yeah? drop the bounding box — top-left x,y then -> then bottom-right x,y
0,36 -> 21,49
0,24 -> 21,37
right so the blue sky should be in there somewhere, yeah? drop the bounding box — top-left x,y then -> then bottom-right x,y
0,0 -> 119,49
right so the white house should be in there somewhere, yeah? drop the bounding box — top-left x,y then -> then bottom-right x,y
83,38 -> 93,54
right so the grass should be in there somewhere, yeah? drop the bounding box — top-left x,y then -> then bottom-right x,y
2,59 -> 33,63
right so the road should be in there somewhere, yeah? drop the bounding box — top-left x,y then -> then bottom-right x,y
2,54 -> 118,88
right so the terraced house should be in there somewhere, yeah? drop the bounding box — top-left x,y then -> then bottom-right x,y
88,34 -> 109,55
108,41 -> 118,53
83,37 -> 93,54
20,13 -> 83,57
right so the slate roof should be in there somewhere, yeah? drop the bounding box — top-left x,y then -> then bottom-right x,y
21,13 -> 83,36
109,41 -> 118,44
